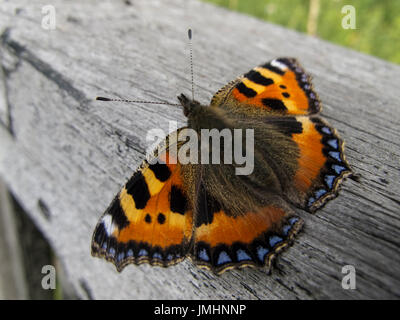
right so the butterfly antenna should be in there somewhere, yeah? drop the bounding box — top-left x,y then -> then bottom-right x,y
188,28 -> 194,101
97,30 -> 196,106
95,96 -> 180,107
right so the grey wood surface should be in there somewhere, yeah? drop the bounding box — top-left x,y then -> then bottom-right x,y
0,0 -> 399,300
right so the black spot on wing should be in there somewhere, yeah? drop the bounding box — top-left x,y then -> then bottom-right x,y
145,213 -> 151,223
268,117 -> 303,136
126,171 -> 150,209
148,163 -> 171,182
244,70 -> 274,86
169,185 -> 188,215
262,98 -> 288,111
107,196 -> 129,229
195,184 -> 221,227
236,82 -> 257,98
157,213 -> 166,224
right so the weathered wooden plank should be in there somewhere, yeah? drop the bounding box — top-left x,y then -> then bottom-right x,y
0,0 -> 399,299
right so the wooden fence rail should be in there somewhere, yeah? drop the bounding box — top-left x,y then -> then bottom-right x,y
0,0 -> 399,299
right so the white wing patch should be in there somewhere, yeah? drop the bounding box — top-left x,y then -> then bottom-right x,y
101,214 -> 116,236
271,59 -> 288,72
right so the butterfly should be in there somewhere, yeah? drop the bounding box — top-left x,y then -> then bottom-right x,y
91,57 -> 352,274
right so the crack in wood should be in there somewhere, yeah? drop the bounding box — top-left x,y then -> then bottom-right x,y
37,198 -> 51,221
0,64 -> 15,137
0,29 -> 20,137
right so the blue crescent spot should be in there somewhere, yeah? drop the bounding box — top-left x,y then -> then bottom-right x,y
236,249 -> 252,262
325,175 -> 336,189
308,197 -> 316,207
327,139 -> 338,149
127,249 -> 134,257
217,251 -> 232,265
282,225 -> 291,236
315,189 -> 327,199
269,235 -> 283,247
108,247 -> 116,257
321,126 -> 332,135
138,249 -> 148,257
329,151 -> 342,162
153,252 -> 162,260
167,254 -> 173,261
256,246 -> 269,262
102,242 -> 108,249
332,164 -> 346,174
289,217 -> 299,225
117,252 -> 125,262
198,248 -> 209,262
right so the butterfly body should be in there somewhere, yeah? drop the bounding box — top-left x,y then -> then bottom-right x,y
92,58 -> 352,274
179,93 -> 294,214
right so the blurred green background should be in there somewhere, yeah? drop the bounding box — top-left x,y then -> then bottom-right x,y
204,0 -> 400,64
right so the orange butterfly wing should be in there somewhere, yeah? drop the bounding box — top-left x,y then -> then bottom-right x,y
91,146 -> 194,271
211,58 -> 320,115
190,184 -> 304,274
290,116 -> 352,212
211,58 -> 351,212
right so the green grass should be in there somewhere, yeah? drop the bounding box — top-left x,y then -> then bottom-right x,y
204,0 -> 400,64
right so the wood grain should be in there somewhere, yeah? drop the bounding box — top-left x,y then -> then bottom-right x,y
0,0 -> 399,299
